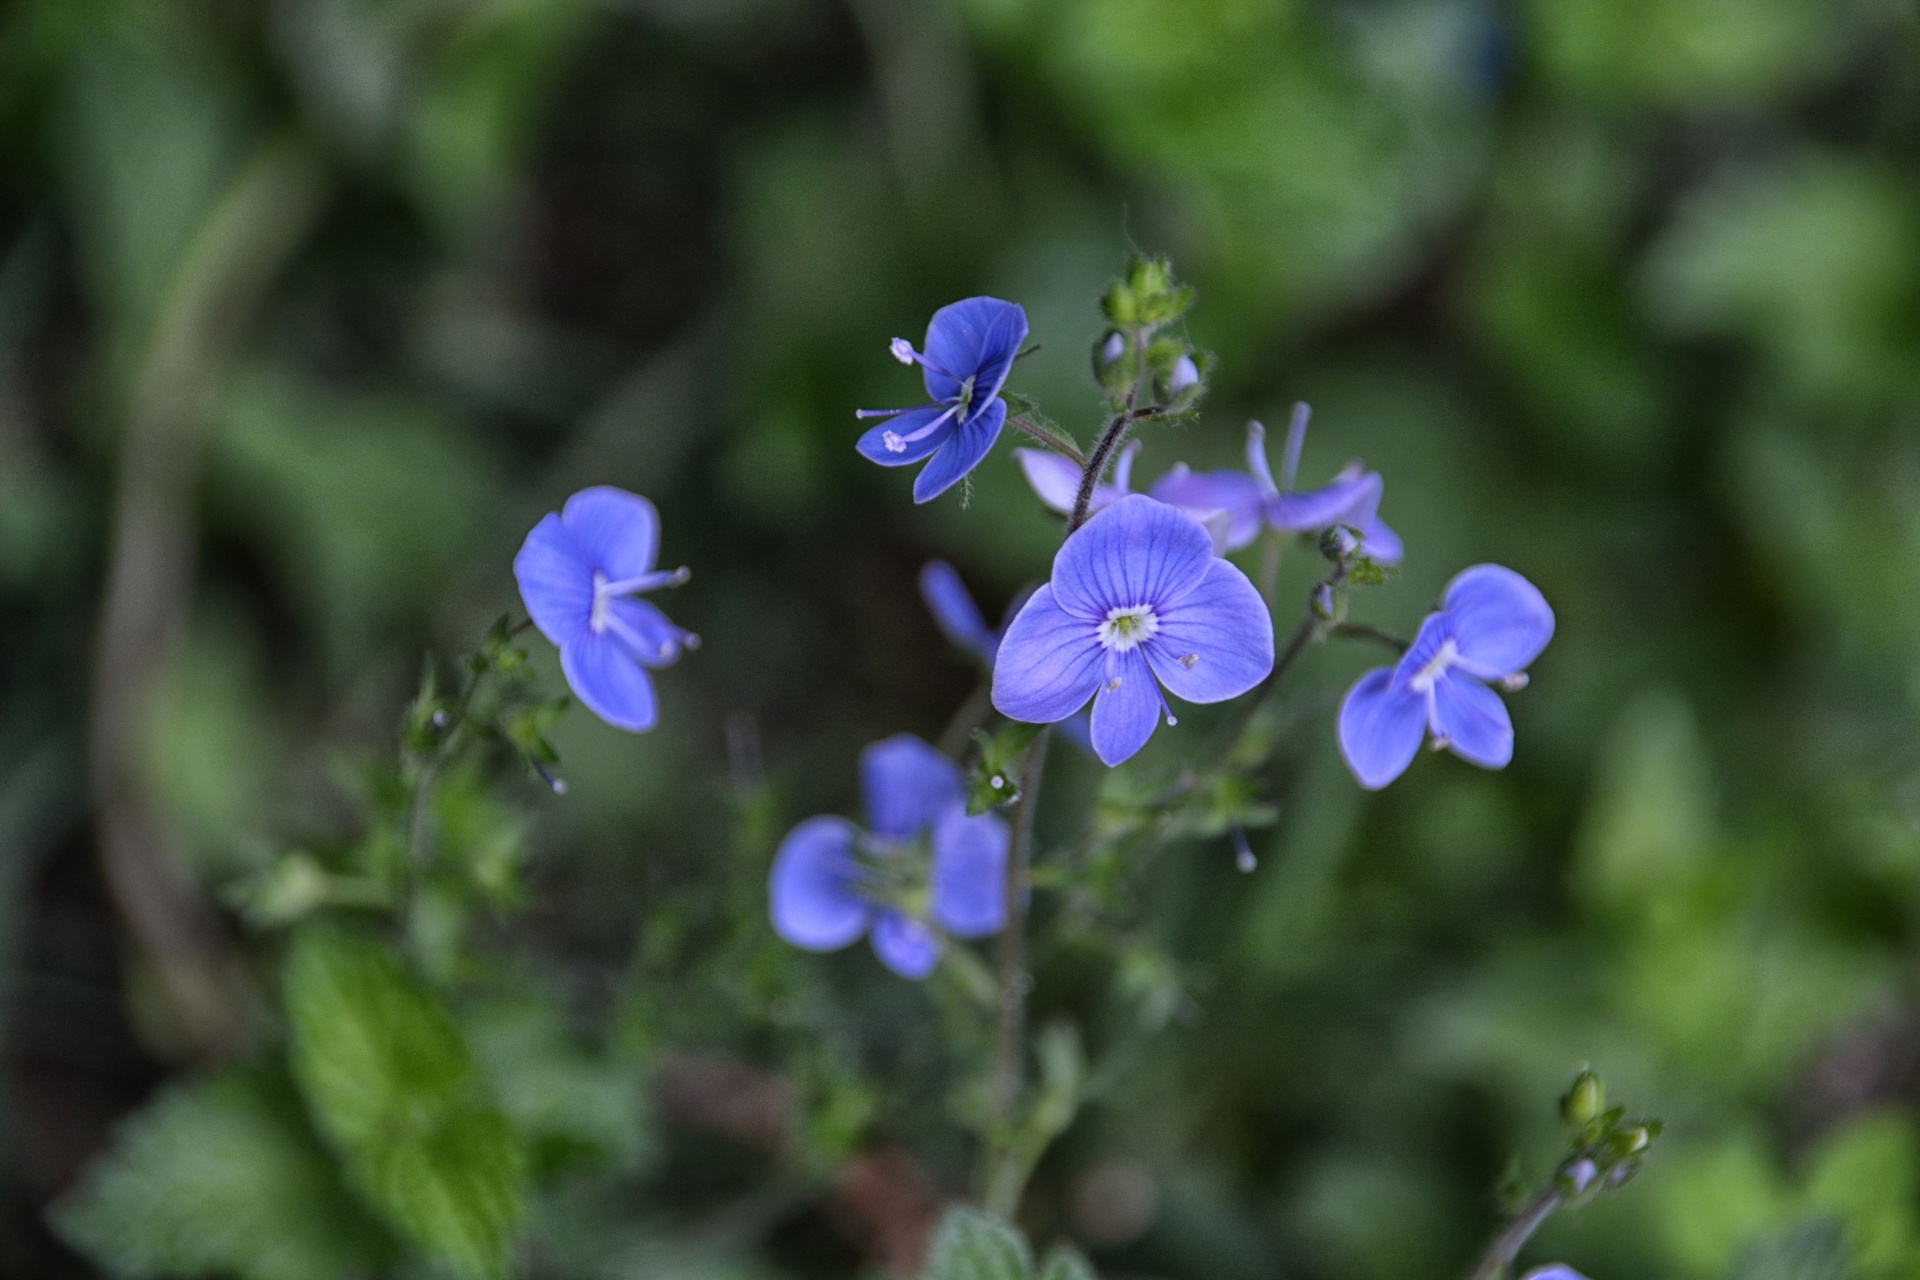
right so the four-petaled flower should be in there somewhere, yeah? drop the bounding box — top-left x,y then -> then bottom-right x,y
514,486 -> 697,733
768,735 -> 1008,979
1338,564 -> 1553,789
992,495 -> 1275,766
1150,417 -> 1402,560
1521,1268 -> 1590,1280
1015,440 -> 1236,548
858,297 -> 1029,503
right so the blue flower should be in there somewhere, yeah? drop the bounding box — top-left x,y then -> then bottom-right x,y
991,495 -> 1275,766
1148,416 -> 1402,561
1521,1268 -> 1589,1280
768,735 -> 1008,979
1338,564 -> 1553,789
857,297 -> 1029,503
514,486 -> 697,732
1015,441 -> 1237,551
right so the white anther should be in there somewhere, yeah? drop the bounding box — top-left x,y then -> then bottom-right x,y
1501,672 -> 1530,691
1177,653 -> 1198,668
990,775 -> 1005,789
1105,677 -> 1122,692
890,337 -> 915,364
882,430 -> 906,454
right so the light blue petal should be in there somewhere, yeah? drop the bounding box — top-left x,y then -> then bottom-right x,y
769,816 -> 870,951
559,486 -> 659,580
1429,673 -> 1513,769
514,512 -> 592,647
1090,650 -> 1163,767
1391,613 -> 1451,685
991,585 -> 1104,724
1360,515 -> 1403,565
560,633 -> 658,732
1147,466 -> 1265,552
1519,1267 -> 1590,1280
930,810 -> 1008,938
1015,448 -> 1083,514
1441,564 -> 1554,678
920,561 -> 995,662
1144,558 -> 1274,703
1051,494 -> 1215,620
602,597 -> 692,669
871,911 -> 941,979
922,297 -> 1028,405
857,404 -> 956,466
1265,471 -> 1379,534
1338,667 -> 1426,789
912,398 -> 1007,503
860,735 -> 965,840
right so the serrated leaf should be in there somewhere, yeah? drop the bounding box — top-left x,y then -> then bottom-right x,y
285,925 -> 524,1280
922,1206 -> 1033,1280
1037,1246 -> 1098,1280
52,1069 -> 388,1280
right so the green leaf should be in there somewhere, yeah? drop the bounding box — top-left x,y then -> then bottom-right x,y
968,722 -> 1043,816
1037,1245 -> 1098,1280
52,1069 -> 388,1280
284,925 -> 525,1280
921,1206 -> 1033,1280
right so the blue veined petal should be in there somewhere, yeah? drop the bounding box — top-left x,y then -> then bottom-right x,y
921,297 -> 1028,406
920,561 -> 995,662
1441,564 -> 1554,678
1265,470 -> 1380,534
559,487 -> 659,581
1519,1268 -> 1589,1280
1429,672 -> 1513,769
1050,494 -> 1215,620
992,585 -> 1104,724
1144,558 -> 1274,704
560,633 -> 658,732
930,810 -> 1008,938
912,398 -> 1007,503
1089,649 -> 1163,767
860,735 -> 965,840
857,404 -> 957,466
1360,515 -> 1403,565
1337,667 -> 1426,789
769,816 -> 870,951
514,512 -> 593,647
1015,448 -> 1083,514
1391,612 -> 1450,685
870,911 -> 941,979
602,597 -> 692,669
1147,466 -> 1265,552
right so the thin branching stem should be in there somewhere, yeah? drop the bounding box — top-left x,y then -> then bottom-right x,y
1330,622 -> 1408,653
986,726 -> 1049,1212
1467,1186 -> 1562,1280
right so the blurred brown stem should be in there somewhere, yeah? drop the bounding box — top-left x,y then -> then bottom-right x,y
1467,1186 -> 1561,1280
88,139 -> 326,1061
984,726 -> 1048,1216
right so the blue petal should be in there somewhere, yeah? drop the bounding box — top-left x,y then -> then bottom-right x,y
1144,558 -> 1274,703
870,911 -> 940,979
912,398 -> 1007,503
560,633 -> 658,732
857,404 -> 956,466
921,297 -> 1028,405
1440,564 -> 1554,678
1015,448 -> 1082,514
920,561 -> 995,662
1519,1268 -> 1589,1280
991,584 -> 1104,724
602,597 -> 691,669
1265,471 -> 1380,534
1338,667 -> 1426,789
930,810 -> 1008,938
1147,466 -> 1265,552
1051,494 -> 1215,620
559,487 -> 659,580
1090,650 -> 1163,767
769,816 -> 870,951
1360,515 -> 1403,565
514,512 -> 592,647
1429,673 -> 1513,769
860,734 -> 965,840
1391,612 -> 1450,685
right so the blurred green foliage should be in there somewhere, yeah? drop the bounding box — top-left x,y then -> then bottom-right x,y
4,0 -> 1920,1278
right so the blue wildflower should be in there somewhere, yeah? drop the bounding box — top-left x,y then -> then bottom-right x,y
1014,441 -> 1237,551
768,735 -> 1008,979
1149,411 -> 1402,561
514,486 -> 697,733
857,297 -> 1028,503
992,495 -> 1275,766
1521,1269 -> 1590,1280
1338,564 -> 1553,789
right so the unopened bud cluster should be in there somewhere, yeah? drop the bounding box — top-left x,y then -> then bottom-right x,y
1093,257 -> 1206,412
1552,1070 -> 1661,1203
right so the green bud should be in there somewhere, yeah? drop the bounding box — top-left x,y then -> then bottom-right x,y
1561,1070 -> 1604,1129
1100,256 -> 1194,330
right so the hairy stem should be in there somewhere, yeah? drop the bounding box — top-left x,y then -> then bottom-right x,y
985,727 -> 1050,1214
1467,1186 -> 1561,1280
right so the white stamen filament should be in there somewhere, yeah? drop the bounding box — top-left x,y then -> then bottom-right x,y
882,402 -> 962,454
1407,638 -> 1459,694
590,569 -> 695,657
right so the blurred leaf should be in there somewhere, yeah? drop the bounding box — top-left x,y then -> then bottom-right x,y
1036,1245 -> 1097,1280
922,1206 -> 1033,1280
1803,1111 -> 1919,1273
1656,1135 -> 1794,1278
285,925 -> 525,1280
1723,1221 -> 1855,1280
468,998 -> 651,1177
52,1069 -> 389,1280
1572,689 -> 1714,913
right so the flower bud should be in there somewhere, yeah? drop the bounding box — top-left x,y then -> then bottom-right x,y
1560,1071 -> 1604,1129
1310,582 -> 1337,620
1557,1158 -> 1598,1196
1319,525 -> 1361,562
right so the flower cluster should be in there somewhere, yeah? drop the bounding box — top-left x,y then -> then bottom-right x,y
767,735 -> 1008,978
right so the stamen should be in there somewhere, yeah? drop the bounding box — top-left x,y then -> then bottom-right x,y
882,431 -> 905,454
1177,653 -> 1198,668
1501,672 -> 1529,691
856,407 -> 918,420
890,337 -> 916,364
1097,604 -> 1160,653
1408,639 -> 1460,694
1429,735 -> 1451,752
1105,677 -> 1122,692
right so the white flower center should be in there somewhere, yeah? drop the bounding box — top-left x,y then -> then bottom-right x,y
1407,638 -> 1458,693
1098,604 -> 1160,653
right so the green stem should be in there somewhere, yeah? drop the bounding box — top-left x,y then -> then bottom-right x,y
1467,1186 -> 1562,1280
984,727 -> 1050,1215
1329,622 -> 1408,653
